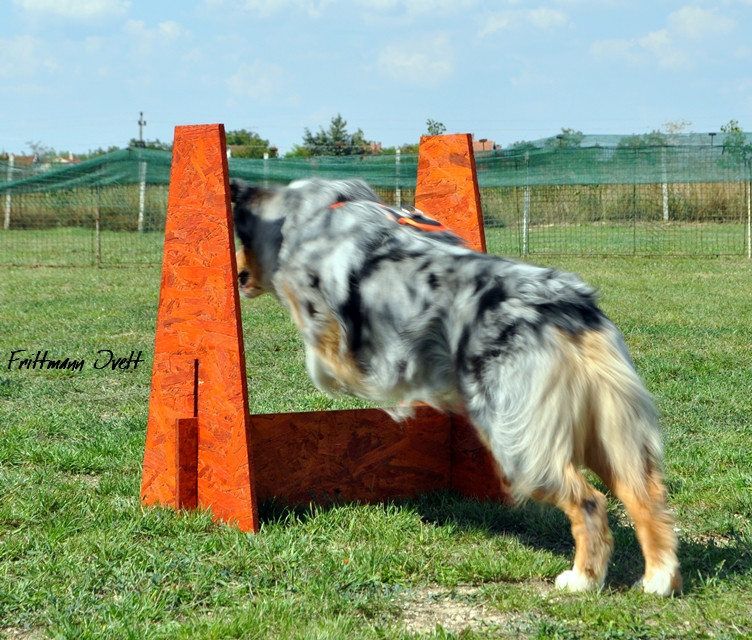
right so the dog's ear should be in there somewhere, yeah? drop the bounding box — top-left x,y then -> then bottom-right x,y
230,178 -> 250,204
333,178 -> 381,205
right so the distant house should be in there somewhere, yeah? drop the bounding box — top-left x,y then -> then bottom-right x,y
472,137 -> 498,152
2,154 -> 38,167
53,152 -> 81,164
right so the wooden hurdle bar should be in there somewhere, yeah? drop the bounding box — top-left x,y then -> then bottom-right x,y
140,125 -> 508,533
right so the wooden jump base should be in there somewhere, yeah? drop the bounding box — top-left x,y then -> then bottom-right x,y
140,126 -> 507,533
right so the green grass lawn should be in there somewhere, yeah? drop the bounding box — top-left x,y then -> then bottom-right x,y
1,257 -> 751,639
0,228 -> 164,267
1,222 -> 749,268
484,222 -> 750,257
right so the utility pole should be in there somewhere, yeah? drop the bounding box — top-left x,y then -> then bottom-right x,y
136,112 -> 147,147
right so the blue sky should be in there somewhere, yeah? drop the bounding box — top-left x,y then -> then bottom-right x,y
1,0 -> 751,156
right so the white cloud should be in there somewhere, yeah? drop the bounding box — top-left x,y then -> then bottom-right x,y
355,0 -> 475,13
638,29 -> 689,70
527,8 -> 568,30
207,0 -> 335,18
182,47 -> 205,64
591,30 -> 689,70
589,38 -> 645,65
668,5 -> 735,39
211,0 -> 476,19
401,0 -> 476,14
123,19 -> 191,56
377,33 -> 454,87
157,20 -> 188,40
226,61 -> 286,103
478,13 -> 515,38
0,35 -> 59,77
13,0 -> 130,21
509,65 -> 554,88
479,8 -> 569,39
590,4 -> 735,70
84,36 -> 104,54
354,0 -> 398,8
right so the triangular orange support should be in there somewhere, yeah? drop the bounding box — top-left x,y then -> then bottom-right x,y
415,134 -> 508,503
140,124 -> 259,532
415,133 -> 487,253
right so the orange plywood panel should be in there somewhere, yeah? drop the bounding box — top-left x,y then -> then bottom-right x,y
450,416 -> 512,504
415,133 -> 486,253
140,124 -> 258,532
251,406 -> 452,505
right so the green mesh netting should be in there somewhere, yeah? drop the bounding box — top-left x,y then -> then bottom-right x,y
1,135 -> 750,265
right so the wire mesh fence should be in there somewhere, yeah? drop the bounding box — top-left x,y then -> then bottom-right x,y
1,139 -> 750,266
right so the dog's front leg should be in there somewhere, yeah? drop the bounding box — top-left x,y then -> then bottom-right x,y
305,345 -> 345,396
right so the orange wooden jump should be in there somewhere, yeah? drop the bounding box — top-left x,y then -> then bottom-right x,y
415,133 -> 487,253
140,124 -> 258,532
140,127 -> 508,534
415,134 -> 503,503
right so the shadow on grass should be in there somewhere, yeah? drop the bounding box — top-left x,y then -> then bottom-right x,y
258,490 -> 751,595
677,535 -> 752,593
412,492 -> 752,594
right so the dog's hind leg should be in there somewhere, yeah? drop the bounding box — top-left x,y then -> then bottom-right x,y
595,462 -> 682,596
533,465 -> 614,592
577,329 -> 682,596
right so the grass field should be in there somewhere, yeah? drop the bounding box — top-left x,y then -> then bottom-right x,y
1,257 -> 751,639
0,229 -> 165,267
1,221 -> 750,267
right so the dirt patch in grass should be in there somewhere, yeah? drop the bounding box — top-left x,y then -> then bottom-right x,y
397,584 -> 547,636
1,628 -> 46,640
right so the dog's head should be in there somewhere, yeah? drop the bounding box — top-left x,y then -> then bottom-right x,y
231,177 -> 381,298
231,179 -> 285,298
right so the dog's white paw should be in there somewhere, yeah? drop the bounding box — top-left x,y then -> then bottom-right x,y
639,568 -> 682,597
554,569 -> 601,593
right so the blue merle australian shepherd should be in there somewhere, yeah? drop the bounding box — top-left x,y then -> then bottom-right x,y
231,177 -> 682,596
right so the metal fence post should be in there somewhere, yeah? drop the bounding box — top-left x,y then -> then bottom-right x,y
747,160 -> 751,260
661,146 -> 669,222
3,154 -> 13,230
395,148 -> 401,208
523,150 -> 530,256
138,160 -> 147,232
95,165 -> 102,267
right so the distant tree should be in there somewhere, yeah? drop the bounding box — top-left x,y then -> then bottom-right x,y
617,130 -> 669,148
284,144 -> 311,158
425,119 -> 446,136
226,129 -> 277,158
544,128 -> 584,149
300,114 -> 370,156
25,141 -> 56,162
79,146 -> 121,160
129,138 -> 172,152
509,140 -> 538,152
662,119 -> 692,136
378,143 -> 421,155
720,119 -> 752,166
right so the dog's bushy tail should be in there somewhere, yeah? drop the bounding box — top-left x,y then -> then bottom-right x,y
578,324 -> 664,497
493,323 -> 664,500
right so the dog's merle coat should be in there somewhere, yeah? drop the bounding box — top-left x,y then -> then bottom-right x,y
232,177 -> 682,596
